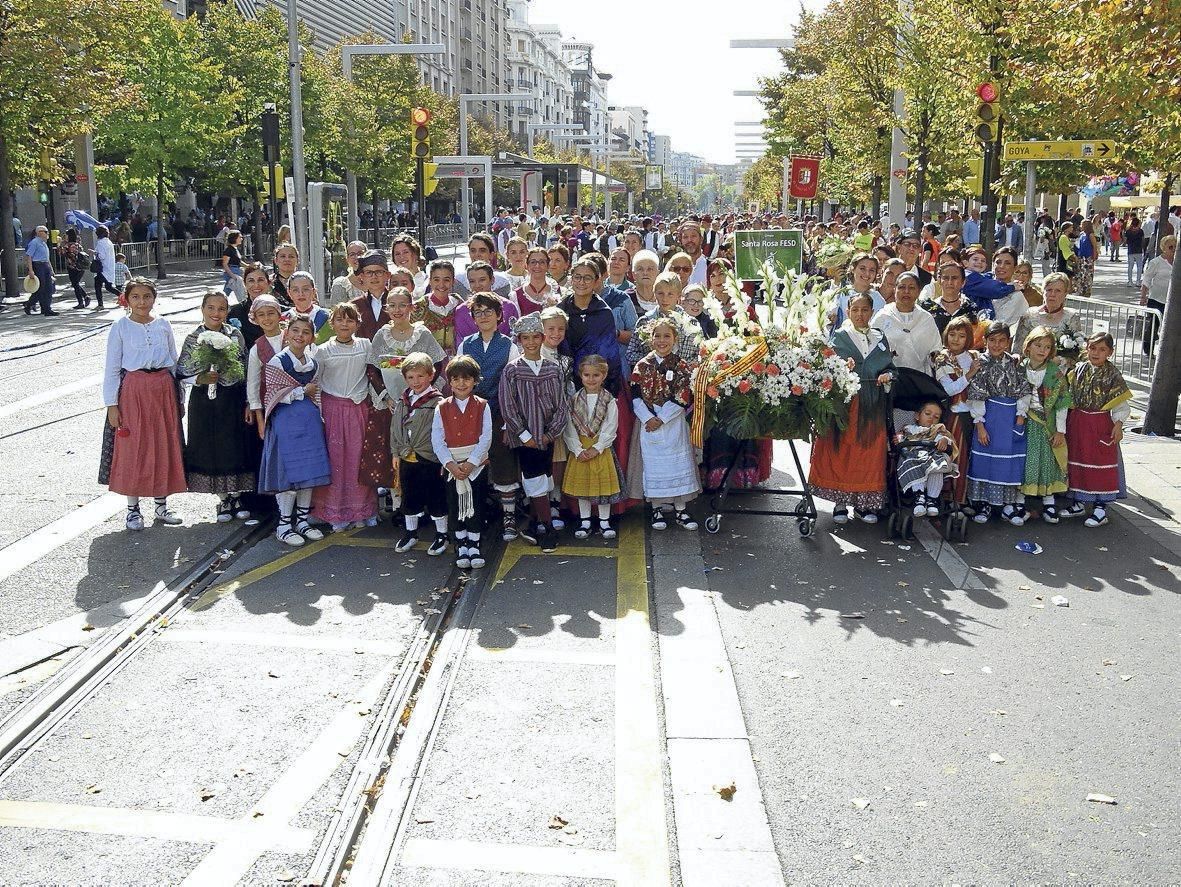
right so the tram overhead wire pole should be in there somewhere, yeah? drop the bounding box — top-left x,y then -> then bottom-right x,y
458,93 -> 532,242
339,43 -> 447,242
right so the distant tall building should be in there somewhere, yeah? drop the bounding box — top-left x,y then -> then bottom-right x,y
182,0 -> 513,129
669,151 -> 704,189
609,106 -> 649,156
505,0 -> 575,144
563,41 -> 611,162
650,134 -> 672,170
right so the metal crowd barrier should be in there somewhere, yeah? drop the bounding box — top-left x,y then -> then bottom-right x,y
1065,294 -> 1163,385
13,235 -> 255,275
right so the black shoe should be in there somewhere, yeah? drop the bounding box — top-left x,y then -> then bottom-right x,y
42,310 -> 60,316
395,532 -> 418,553
83,295 -> 91,307
23,303 -> 33,315
427,533 -> 448,556
518,522 -> 540,545
539,526 -> 559,553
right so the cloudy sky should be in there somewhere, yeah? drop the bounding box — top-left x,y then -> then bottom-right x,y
528,0 -> 828,165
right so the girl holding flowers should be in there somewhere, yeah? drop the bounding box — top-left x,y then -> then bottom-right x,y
179,291 -> 255,522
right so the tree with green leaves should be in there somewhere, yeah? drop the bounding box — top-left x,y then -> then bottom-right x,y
199,2 -> 343,206
0,0 -> 129,299
97,3 -> 241,278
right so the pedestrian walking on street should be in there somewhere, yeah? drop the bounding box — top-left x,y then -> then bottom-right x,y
23,225 -> 58,316
1075,220 -> 1099,298
63,228 -> 91,309
1139,234 -> 1174,354
93,225 -> 120,308
220,229 -> 246,301
99,278 -> 187,530
1124,217 -> 1146,286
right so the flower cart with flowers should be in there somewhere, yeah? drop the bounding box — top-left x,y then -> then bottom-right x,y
692,266 -> 862,536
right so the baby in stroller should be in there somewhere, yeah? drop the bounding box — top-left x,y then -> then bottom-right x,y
895,399 -> 960,518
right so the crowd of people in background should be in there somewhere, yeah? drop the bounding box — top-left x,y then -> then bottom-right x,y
26,195 -> 1171,561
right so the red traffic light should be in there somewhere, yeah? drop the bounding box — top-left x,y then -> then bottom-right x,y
976,82 -> 998,103
411,107 -> 432,126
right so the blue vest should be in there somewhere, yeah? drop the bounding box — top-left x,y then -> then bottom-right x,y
278,351 -> 317,385
461,332 -> 511,410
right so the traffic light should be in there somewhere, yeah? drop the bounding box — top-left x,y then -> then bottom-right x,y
974,82 -> 1000,143
423,161 -> 439,197
965,156 -> 984,194
411,107 -> 432,160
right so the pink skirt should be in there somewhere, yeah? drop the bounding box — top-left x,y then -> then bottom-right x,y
108,370 -> 187,498
312,393 -> 377,523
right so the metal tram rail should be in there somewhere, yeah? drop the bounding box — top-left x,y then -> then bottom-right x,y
0,513 -> 499,887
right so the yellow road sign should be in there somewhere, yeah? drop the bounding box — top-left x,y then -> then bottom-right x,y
1002,140 -> 1115,162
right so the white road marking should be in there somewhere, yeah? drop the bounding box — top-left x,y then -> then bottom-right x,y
0,799 -> 314,852
0,374 -> 102,421
0,493 -> 123,585
401,838 -> 621,881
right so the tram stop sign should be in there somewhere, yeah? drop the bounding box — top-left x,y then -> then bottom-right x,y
734,229 -> 804,280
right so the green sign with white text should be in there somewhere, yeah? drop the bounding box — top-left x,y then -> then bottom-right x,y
734,230 -> 803,280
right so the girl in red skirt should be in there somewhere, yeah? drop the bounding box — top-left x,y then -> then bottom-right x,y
100,278 -> 187,530
1062,333 -> 1131,528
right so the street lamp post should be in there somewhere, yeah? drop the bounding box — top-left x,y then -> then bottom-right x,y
339,43 -> 446,243
286,0 -> 307,258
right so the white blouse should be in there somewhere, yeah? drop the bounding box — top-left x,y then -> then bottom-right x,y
936,351 -> 975,412
103,316 -> 178,406
562,392 -> 619,457
247,333 -> 286,411
315,337 -> 372,403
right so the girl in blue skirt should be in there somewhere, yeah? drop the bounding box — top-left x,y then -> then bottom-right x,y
966,320 -> 1033,525
257,314 -> 332,546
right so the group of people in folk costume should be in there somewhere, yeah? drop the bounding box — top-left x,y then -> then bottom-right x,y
100,222 -> 781,568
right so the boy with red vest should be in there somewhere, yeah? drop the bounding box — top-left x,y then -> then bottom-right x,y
431,354 -> 492,569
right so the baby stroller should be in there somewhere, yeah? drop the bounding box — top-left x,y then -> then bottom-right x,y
885,368 -> 971,543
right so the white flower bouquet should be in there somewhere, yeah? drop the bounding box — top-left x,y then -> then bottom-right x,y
691,261 -> 861,443
191,329 -> 244,399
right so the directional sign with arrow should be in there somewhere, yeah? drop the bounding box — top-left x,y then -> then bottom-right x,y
1002,139 -> 1115,162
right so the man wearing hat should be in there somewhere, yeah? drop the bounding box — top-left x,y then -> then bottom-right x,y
351,250 -> 392,340
895,228 -> 932,288
24,225 -> 58,316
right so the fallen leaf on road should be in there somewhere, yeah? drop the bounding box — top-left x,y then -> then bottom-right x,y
532,580 -> 544,585
897,617 -> 908,623
199,784 -> 224,801
1102,659 -> 1116,666
1086,793 -> 1117,805
989,753 -> 1006,764
84,784 -> 102,794
414,814 -> 436,824
913,800 -> 929,808
518,624 -> 532,630
853,854 -> 866,864
275,871 -> 296,883
940,669 -> 955,676
304,582 -> 315,587
714,782 -> 737,801
839,613 -> 865,619
890,699 -> 904,707
548,815 -> 568,829
252,811 -> 264,819
897,581 -> 910,587
1120,674 -> 1133,682
1031,603 -> 1045,609
1018,584 -> 1031,591
267,670 -> 279,678
1052,595 -> 1070,607
81,624 -> 95,632
850,798 -> 870,810
557,832 -> 585,846
780,671 -> 802,680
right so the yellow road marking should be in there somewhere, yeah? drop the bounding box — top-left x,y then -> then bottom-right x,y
0,799 -> 314,853
613,520 -> 670,884
188,536 -> 337,611
493,540 -> 619,584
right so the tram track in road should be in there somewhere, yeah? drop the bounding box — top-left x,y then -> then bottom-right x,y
0,518 -> 275,777
0,507 -> 507,886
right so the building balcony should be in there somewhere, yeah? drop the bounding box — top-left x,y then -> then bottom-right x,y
516,78 -> 533,90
